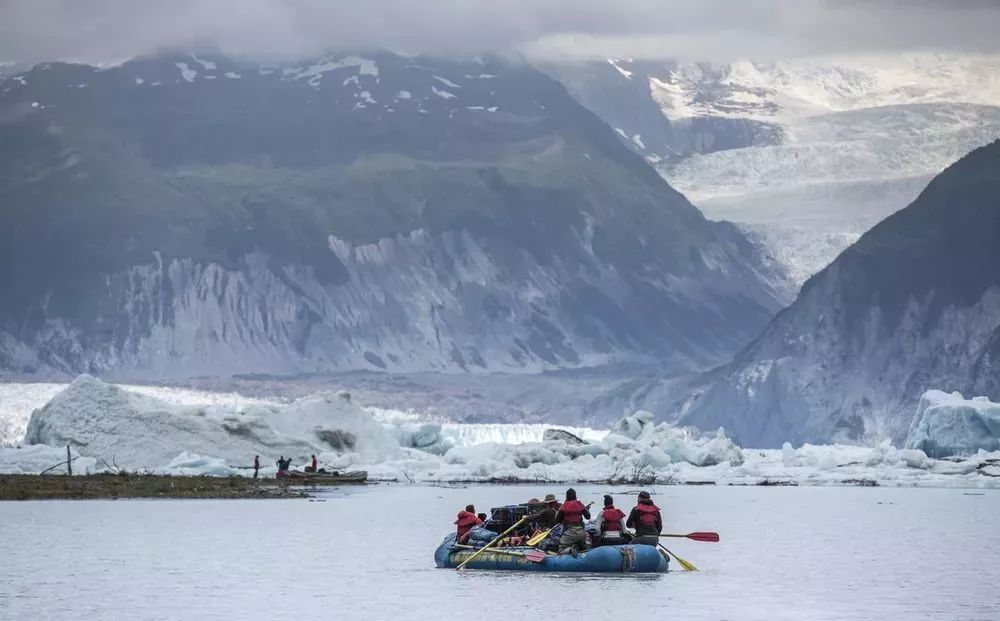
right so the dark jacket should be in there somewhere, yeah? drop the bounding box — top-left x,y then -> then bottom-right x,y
626,500 -> 662,537
527,506 -> 559,528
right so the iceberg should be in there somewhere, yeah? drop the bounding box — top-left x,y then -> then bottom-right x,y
23,375 -> 398,470
905,390 -> 1000,458
1,376 -> 998,488
0,444 -> 97,475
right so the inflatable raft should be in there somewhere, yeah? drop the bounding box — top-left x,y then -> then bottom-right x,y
434,534 -> 668,573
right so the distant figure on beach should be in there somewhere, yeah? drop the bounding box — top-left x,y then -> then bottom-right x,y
276,456 -> 291,478
253,455 -> 260,480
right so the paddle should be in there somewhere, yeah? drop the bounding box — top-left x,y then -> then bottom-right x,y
453,544 -> 546,563
660,531 -> 720,543
456,516 -> 528,571
659,544 -> 698,571
527,527 -> 553,546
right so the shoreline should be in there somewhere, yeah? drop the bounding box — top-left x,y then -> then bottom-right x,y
0,473 -> 317,500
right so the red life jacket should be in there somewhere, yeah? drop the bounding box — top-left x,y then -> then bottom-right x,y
600,507 -> 626,532
634,502 -> 660,528
560,499 -> 587,525
455,511 -> 482,541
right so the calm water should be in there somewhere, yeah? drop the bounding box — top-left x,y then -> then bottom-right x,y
1,485 -> 997,620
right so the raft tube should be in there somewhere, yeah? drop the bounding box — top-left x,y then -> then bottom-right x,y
434,535 -> 668,573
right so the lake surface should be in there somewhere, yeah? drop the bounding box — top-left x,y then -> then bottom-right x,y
1,485 -> 998,620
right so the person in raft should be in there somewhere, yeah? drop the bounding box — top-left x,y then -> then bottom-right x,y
305,454 -> 318,473
526,493 -> 561,529
593,494 -> 629,546
555,488 -> 591,555
626,490 -> 662,545
253,455 -> 260,480
455,505 -> 483,543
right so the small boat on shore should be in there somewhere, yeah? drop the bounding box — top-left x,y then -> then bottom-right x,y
278,470 -> 368,484
433,534 -> 668,573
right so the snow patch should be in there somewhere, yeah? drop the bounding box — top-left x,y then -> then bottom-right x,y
134,77 -> 144,85
291,55 -> 379,88
176,62 -> 196,82
432,85 -> 457,100
396,90 -> 412,100
190,54 -> 216,70
225,72 -> 241,79
608,58 -> 633,79
433,75 -> 461,89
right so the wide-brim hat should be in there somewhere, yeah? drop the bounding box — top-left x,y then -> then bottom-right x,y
542,493 -> 558,503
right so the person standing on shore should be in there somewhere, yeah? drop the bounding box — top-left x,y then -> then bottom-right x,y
253,455 -> 260,480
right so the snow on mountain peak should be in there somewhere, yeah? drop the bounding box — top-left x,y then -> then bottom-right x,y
607,58 -> 632,79
288,55 -> 380,88
175,62 -> 196,82
652,53 -> 1000,125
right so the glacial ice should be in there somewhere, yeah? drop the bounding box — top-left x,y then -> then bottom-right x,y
0,444 -> 97,475
1,377 -> 998,487
906,390 -> 1000,457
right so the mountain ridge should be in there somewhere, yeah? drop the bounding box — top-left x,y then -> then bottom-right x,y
0,52 -> 786,381
662,139 -> 1000,447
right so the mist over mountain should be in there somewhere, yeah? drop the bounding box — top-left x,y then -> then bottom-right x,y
0,52 -> 786,381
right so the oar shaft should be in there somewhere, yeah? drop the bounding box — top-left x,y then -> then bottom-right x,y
660,532 -> 720,542
455,516 -> 528,570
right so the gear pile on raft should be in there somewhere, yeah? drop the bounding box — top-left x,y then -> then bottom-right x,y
435,488 -> 718,573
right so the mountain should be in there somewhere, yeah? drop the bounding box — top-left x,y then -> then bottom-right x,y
545,54 -> 1000,284
661,140 -> 1000,448
0,52 -> 785,380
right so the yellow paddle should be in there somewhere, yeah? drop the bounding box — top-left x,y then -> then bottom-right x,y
527,527 -> 553,546
659,543 -> 698,571
455,516 -> 528,571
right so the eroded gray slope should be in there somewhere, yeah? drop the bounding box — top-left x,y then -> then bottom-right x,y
0,53 -> 785,378
673,140 -> 1000,447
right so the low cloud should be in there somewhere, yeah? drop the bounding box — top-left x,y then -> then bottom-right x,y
1,0 -> 999,64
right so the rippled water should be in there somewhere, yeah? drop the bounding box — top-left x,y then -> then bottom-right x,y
2,485 -> 998,620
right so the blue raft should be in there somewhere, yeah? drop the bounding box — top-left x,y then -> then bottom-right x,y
434,534 -> 668,573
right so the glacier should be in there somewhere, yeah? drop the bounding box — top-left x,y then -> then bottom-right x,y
556,53 -> 1000,285
906,390 -> 1000,458
2,377 -> 998,487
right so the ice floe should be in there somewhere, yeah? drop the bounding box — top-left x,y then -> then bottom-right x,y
1,377 -> 998,487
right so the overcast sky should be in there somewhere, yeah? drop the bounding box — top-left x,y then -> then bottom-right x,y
1,0 -> 999,64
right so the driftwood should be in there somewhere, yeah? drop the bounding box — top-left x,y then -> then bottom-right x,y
38,453 -> 80,476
